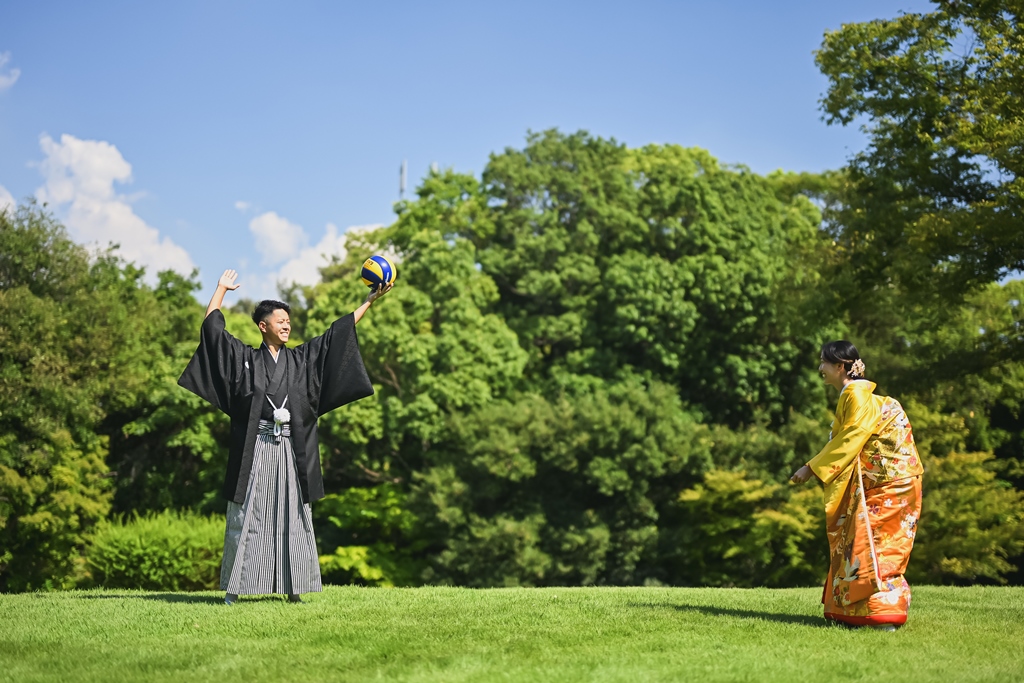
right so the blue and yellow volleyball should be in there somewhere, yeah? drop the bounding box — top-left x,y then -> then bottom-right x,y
360,255 -> 396,289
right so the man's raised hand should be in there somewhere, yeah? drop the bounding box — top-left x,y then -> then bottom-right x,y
353,282 -> 393,325
206,269 -> 241,317
365,281 -> 393,304
218,269 -> 241,291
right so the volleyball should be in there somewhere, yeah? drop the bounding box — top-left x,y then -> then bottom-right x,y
360,255 -> 396,289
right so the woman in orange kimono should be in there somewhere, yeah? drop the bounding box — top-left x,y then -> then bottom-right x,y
790,341 -> 924,629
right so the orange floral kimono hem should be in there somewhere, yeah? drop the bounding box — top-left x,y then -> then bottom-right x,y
822,469 -> 922,626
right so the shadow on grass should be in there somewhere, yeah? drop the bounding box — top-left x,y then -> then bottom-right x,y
631,602 -> 827,628
71,592 -> 289,605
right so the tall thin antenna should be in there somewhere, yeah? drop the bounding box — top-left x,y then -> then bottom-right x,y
399,159 -> 407,199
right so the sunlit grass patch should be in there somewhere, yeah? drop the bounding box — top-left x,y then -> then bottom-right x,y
1,586 -> 1022,682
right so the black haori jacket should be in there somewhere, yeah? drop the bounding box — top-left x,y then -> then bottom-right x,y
177,309 -> 374,504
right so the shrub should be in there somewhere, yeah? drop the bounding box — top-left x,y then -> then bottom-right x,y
910,452 -> 1024,584
315,484 -> 426,587
85,510 -> 225,590
667,469 -> 828,587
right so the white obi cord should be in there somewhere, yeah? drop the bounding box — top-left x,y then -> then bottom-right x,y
266,396 -> 291,436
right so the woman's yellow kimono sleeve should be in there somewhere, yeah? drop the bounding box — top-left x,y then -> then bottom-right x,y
807,382 -> 879,485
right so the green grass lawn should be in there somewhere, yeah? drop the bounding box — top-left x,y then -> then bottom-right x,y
1,585 -> 1022,682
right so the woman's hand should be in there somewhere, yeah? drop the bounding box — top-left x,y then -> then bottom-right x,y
790,464 -> 814,484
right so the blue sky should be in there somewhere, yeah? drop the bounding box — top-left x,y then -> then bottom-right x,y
0,1 -> 935,300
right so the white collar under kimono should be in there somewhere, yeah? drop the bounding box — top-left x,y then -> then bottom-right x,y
261,342 -> 281,363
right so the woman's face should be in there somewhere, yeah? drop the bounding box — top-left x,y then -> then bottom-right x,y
818,356 -> 847,390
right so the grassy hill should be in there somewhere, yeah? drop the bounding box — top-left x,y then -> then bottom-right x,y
2,586 -> 1022,682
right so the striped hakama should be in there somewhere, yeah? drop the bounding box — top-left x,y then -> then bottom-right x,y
221,420 -> 322,595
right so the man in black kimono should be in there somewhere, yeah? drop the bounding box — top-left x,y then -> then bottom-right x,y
178,269 -> 389,604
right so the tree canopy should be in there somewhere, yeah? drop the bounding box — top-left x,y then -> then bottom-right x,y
816,0 -> 1024,296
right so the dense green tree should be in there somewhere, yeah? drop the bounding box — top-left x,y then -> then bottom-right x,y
0,203 -> 238,589
413,377 -> 710,586
463,131 -> 837,426
302,182 -> 531,583
0,205 -> 136,589
816,0 -> 1024,297
308,199 -> 528,490
103,272 -> 231,516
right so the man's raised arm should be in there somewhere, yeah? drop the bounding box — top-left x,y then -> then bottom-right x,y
206,269 -> 242,318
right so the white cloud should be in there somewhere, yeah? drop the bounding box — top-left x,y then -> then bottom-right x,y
0,184 -> 14,213
0,52 -> 20,92
35,133 -> 194,277
242,216 -> 382,299
234,200 -> 250,212
274,222 -> 353,288
248,210 -> 305,265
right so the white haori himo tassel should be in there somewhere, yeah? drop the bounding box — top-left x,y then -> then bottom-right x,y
267,396 -> 290,436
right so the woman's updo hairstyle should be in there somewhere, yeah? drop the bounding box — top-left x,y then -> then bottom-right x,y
820,340 -> 866,379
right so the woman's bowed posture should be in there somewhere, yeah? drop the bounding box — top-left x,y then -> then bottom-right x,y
790,341 -> 924,629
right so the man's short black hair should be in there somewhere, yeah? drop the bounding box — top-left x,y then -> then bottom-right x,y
252,299 -> 291,325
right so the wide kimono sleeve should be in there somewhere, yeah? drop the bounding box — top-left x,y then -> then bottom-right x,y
807,384 -> 880,485
177,309 -> 248,415
297,312 -> 374,416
